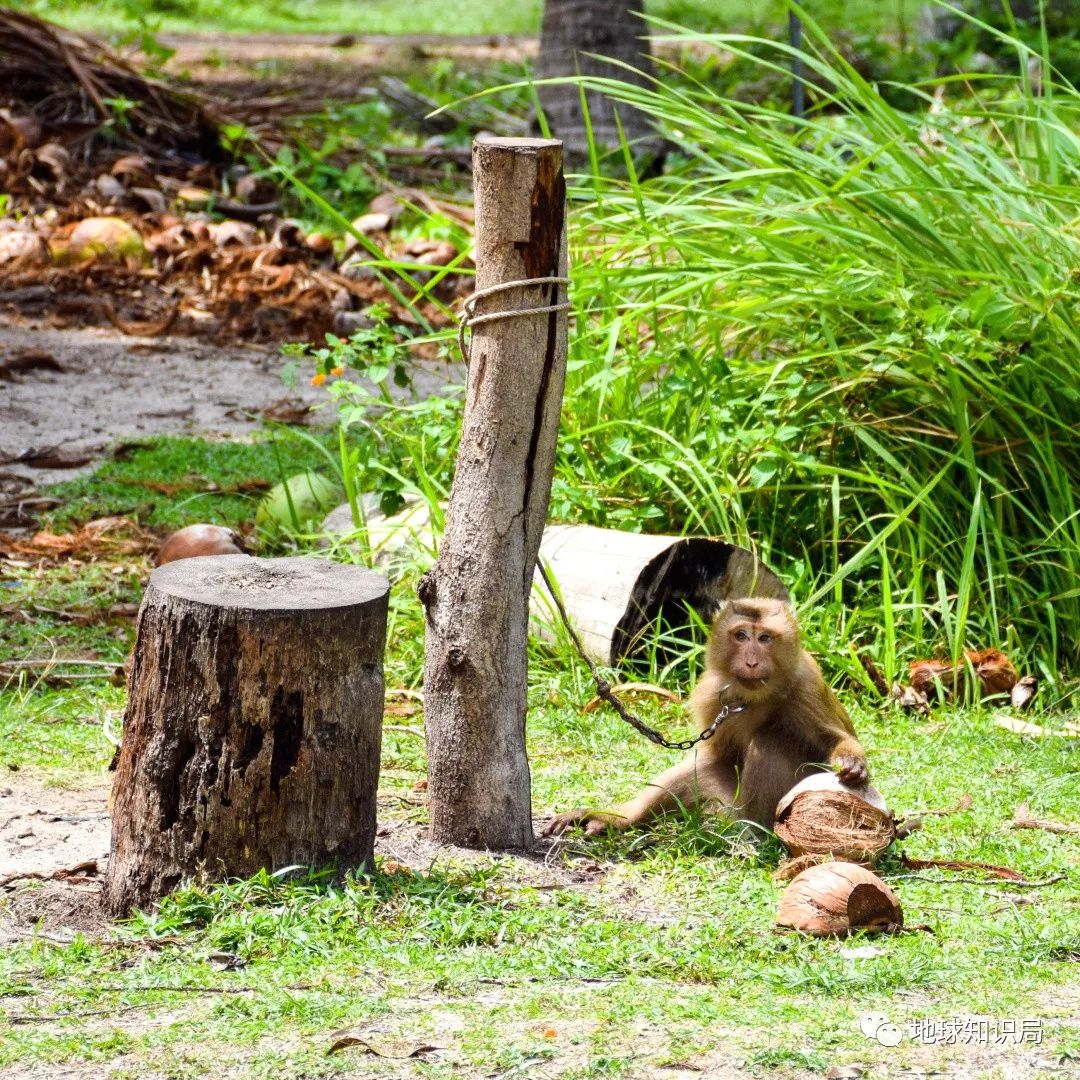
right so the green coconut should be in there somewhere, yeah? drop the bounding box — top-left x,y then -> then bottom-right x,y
256,472 -> 341,538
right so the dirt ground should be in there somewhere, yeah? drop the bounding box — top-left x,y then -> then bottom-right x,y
0,323 -> 323,481
0,773 -> 111,946
0,321 -> 459,502
0,764 -> 596,948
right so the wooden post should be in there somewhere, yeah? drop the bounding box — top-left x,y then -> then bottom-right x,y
104,555 -> 388,915
419,137 -> 568,850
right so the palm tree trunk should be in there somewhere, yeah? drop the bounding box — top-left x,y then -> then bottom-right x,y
536,0 -> 661,164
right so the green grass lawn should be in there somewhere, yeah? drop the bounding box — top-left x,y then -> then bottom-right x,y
1,669 -> 1078,1076
12,0 -> 894,38
0,436 -> 1077,1078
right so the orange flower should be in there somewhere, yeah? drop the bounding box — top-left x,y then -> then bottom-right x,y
330,365 -> 345,377
543,1028 -> 557,1039
310,372 -> 327,387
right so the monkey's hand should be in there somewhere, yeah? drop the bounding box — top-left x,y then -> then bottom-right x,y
541,809 -> 631,838
833,752 -> 870,788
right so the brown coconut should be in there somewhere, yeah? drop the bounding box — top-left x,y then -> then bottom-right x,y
776,862 -> 903,936
774,774 -> 895,865
156,524 -> 247,566
53,216 -> 147,264
909,649 -> 1017,701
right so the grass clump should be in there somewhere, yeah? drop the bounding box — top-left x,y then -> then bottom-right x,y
282,8 -> 1080,685
42,434 -> 331,533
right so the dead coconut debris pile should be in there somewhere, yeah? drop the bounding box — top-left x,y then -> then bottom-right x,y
0,10 -> 472,342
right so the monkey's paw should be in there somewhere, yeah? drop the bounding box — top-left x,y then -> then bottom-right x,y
541,810 -> 630,837
834,755 -> 870,787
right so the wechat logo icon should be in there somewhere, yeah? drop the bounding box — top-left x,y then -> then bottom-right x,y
860,1014 -> 904,1046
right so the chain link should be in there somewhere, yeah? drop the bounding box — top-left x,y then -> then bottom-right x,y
537,561 -> 745,752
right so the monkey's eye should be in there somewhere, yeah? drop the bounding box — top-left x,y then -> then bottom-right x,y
758,633 -> 772,645
734,629 -> 751,643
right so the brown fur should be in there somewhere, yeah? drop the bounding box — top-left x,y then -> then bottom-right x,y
543,599 -> 869,835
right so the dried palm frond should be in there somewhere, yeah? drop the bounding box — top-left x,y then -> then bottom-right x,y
0,9 -> 222,157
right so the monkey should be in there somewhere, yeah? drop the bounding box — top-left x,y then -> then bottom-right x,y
543,598 -> 869,837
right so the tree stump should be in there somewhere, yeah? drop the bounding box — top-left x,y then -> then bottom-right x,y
104,555 -> 389,915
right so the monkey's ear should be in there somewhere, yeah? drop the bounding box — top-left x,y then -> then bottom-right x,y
712,599 -> 734,626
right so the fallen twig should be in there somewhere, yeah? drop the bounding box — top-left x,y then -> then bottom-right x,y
857,652 -> 890,697
898,852 -> 1027,881
892,863 -> 1066,888
0,658 -> 118,667
901,793 -> 973,820
994,714 -> 1080,738
91,982 -> 315,994
1012,802 -> 1080,836
6,1004 -> 144,1025
0,859 -> 99,888
583,681 -> 681,713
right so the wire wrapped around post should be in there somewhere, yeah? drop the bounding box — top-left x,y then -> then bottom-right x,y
457,276 -> 571,363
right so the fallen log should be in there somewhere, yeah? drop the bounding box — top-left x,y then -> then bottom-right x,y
532,524 -> 789,666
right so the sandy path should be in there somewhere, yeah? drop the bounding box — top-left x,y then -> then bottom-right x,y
0,323 -> 325,484
0,322 -> 459,494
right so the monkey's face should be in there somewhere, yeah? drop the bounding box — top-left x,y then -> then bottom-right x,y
711,600 -> 801,701
721,618 -> 797,699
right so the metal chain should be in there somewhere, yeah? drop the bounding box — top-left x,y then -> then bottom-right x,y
536,561 -> 746,752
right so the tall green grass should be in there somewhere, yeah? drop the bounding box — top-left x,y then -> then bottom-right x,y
288,7 -> 1079,684
542,10 -> 1080,677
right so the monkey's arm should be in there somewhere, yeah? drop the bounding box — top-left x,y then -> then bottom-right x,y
542,752 -> 729,837
817,691 -> 869,786
794,655 -> 870,787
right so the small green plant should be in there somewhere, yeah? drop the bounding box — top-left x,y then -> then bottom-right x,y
101,95 -> 140,133
282,305 -> 460,532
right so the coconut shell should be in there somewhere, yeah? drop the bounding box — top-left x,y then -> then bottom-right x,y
775,776 -> 895,864
0,230 -> 47,267
776,862 -> 903,936
1010,675 -> 1038,710
57,216 -> 147,264
776,773 -> 887,817
157,524 -> 247,566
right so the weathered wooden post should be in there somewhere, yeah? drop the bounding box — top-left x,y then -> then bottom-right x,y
419,136 -> 568,849
105,555 -> 388,915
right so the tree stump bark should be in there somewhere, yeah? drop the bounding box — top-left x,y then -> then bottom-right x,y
419,137 -> 568,850
104,554 -> 389,915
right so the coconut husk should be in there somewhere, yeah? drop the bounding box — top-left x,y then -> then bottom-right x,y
908,649 -> 1017,701
156,524 -> 248,566
776,862 -> 903,936
775,787 -> 896,865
